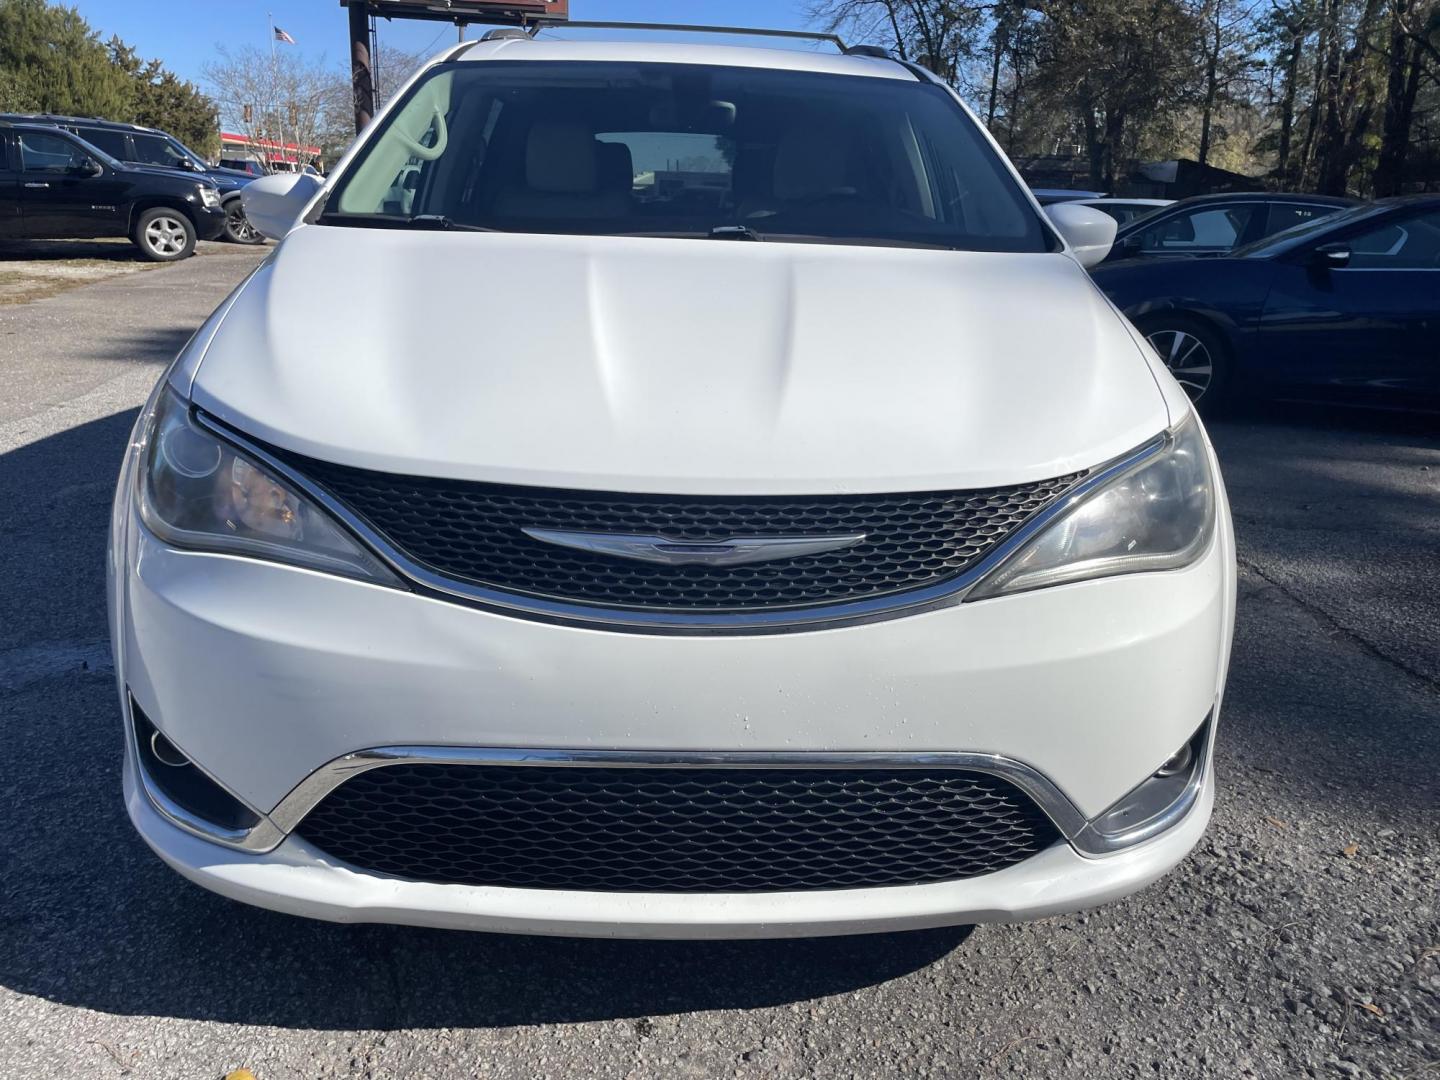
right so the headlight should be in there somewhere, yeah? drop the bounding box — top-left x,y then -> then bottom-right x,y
199,186 -> 222,208
138,388 -> 400,585
968,415 -> 1215,599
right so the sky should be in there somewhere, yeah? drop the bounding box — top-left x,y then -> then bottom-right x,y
71,1 -> 822,88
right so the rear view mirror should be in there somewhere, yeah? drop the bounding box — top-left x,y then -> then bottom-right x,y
1311,242 -> 1351,269
1046,201 -> 1119,269
241,171 -> 324,240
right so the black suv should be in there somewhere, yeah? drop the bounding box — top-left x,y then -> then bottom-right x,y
0,122 -> 227,260
0,113 -> 264,245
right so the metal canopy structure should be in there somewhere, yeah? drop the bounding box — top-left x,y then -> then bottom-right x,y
339,0 -> 570,132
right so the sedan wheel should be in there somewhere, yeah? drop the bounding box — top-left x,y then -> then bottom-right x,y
1145,327 -> 1215,404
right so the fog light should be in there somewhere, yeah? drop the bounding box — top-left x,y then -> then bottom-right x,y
130,696 -> 260,832
149,728 -> 192,768
1154,744 -> 1193,778
1084,717 -> 1210,846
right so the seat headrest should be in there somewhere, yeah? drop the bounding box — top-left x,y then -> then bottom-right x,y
773,125 -> 851,202
526,122 -> 598,194
597,141 -> 634,194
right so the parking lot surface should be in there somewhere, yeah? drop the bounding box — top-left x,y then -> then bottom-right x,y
0,251 -> 1435,1079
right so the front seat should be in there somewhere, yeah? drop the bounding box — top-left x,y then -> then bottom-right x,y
740,123 -> 858,220
491,122 -> 631,221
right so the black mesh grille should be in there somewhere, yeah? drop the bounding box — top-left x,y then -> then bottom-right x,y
282,452 -> 1084,611
296,765 -> 1060,893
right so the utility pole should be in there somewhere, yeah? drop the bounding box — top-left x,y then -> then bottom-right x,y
340,1 -> 570,134
347,0 -> 376,134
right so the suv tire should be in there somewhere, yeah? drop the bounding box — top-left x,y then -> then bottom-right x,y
222,198 -> 265,245
133,207 -> 197,262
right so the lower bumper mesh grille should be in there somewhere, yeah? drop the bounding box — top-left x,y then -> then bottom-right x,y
296,764 -> 1060,893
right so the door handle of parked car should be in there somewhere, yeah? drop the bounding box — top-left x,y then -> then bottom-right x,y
23,182 -> 49,189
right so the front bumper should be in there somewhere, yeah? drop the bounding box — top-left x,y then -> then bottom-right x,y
113,459 -> 1235,937
194,205 -> 227,242
125,742 -> 1214,938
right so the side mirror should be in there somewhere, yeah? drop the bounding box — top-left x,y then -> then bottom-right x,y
1311,242 -> 1351,269
1046,201 -> 1119,269
241,171 -> 324,240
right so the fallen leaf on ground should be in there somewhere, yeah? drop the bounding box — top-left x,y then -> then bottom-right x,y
1265,816 -> 1288,830
225,1070 -> 258,1080
1342,843 -> 1359,858
1356,1002 -> 1383,1018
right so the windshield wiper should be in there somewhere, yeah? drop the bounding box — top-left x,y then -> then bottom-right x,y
318,213 -> 501,233
405,214 -> 500,232
708,225 -> 764,241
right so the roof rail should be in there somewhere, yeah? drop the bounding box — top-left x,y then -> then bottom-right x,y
528,20 -> 853,52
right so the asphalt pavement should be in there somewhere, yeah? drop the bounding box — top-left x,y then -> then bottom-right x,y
0,245 -> 1436,1080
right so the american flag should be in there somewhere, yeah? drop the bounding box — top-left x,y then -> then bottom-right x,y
274,26 -> 296,44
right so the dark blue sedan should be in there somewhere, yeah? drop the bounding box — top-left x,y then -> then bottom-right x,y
1091,196 -> 1440,413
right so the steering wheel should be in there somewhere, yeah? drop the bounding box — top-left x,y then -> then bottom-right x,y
393,103 -> 448,161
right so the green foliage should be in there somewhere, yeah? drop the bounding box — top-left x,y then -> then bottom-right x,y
815,0 -> 1440,194
0,0 -> 216,156
107,37 -> 218,156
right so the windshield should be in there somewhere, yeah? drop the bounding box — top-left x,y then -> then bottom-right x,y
1232,202 -> 1375,258
323,61 -> 1050,252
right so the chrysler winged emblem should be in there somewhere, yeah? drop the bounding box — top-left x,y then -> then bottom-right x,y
522,528 -> 867,567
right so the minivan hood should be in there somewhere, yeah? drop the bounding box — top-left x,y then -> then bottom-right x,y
189,225 -> 1169,495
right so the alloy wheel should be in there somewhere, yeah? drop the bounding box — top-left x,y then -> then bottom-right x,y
225,203 -> 260,244
1145,328 -> 1214,403
144,215 -> 189,257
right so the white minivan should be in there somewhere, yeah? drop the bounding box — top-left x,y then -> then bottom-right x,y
109,28 -> 1234,939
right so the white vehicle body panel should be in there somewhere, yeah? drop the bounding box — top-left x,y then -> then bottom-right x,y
120,505 -> 1230,819
189,228 -> 1168,494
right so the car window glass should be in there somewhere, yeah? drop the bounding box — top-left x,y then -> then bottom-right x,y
18,131 -> 87,172
330,61 -> 1048,253
1266,203 -> 1328,237
131,133 -> 190,168
78,128 -> 130,159
1139,205 -> 1255,251
1345,211 -> 1440,269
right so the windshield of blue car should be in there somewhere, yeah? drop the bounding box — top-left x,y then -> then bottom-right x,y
322,60 -> 1052,253
1232,203 -> 1379,258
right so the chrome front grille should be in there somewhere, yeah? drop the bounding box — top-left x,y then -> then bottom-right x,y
279,452 -> 1084,613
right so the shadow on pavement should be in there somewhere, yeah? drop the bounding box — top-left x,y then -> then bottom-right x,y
0,239 -> 145,263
